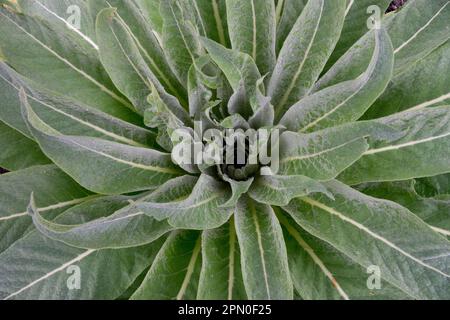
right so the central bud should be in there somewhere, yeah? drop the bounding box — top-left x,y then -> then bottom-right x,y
171,121 -> 280,181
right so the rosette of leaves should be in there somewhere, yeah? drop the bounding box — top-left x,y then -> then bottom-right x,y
0,0 -> 449,300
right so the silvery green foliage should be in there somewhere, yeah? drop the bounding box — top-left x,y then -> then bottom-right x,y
0,0 -> 449,300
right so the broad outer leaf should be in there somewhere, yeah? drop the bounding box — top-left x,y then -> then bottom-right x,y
2,63 -> 156,148
0,121 -> 50,171
0,63 -> 152,146
268,0 -> 347,120
339,106 -> 450,185
16,0 -> 97,50
29,193 -> 173,250
415,174 -> 450,198
285,181 -> 450,299
366,39 -> 450,118
138,174 -> 232,230
0,7 -> 138,122
0,165 -> 92,255
317,0 -> 450,92
235,196 -> 293,300
21,93 -> 182,195
324,0 -> 392,72
248,175 -> 331,207
358,181 -> 450,238
278,212 -> 409,300
226,0 -> 276,77
281,28 -> 393,133
278,125 -> 369,180
197,218 -> 247,300
0,213 -> 165,299
387,0 -> 450,75
131,230 -> 202,300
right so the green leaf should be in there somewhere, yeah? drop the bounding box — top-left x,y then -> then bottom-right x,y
221,176 -> 254,208
235,196 -> 293,300
278,211 -> 409,300
197,218 -> 247,300
275,0 -> 307,53
2,63 -> 156,148
415,174 -> 450,198
96,7 -> 183,115
285,181 -> 450,299
16,0 -> 97,49
0,7 -> 138,122
317,0 -> 450,92
278,124 -> 369,180
0,165 -> 92,255
226,0 -> 276,77
21,93 -> 182,195
29,193 -> 173,250
131,230 -> 202,300
281,28 -> 393,133
366,39 -> 450,119
0,121 -> 50,171
358,181 -> 450,238
339,106 -> 450,185
159,0 -> 204,85
138,174 -> 232,230
96,1 -> 187,107
268,0 -> 347,120
0,213 -> 165,299
324,0 -> 391,72
387,0 -> 450,75
202,38 -> 262,110
189,0 -> 229,47
248,175 -> 331,207
134,0 -> 163,34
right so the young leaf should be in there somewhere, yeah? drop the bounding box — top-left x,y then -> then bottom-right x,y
268,0 -> 347,120
285,181 -> 450,299
137,174 -> 232,230
202,38 -> 262,110
226,0 -> 276,77
248,175 -> 331,207
235,196 -> 293,300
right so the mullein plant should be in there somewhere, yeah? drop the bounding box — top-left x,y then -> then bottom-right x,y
0,0 -> 449,300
